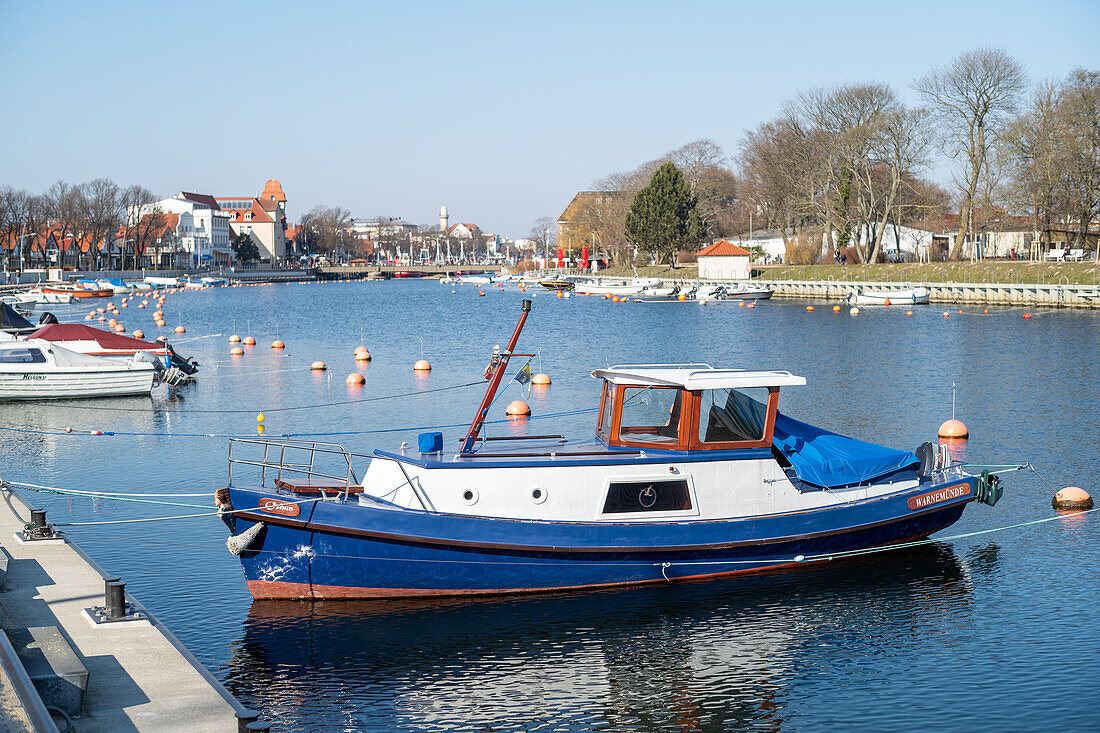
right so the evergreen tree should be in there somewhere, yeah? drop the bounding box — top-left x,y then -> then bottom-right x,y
231,232 -> 261,264
624,162 -> 705,267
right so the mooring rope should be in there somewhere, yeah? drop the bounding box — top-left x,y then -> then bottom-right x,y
5,379 -> 484,414
0,406 -> 600,439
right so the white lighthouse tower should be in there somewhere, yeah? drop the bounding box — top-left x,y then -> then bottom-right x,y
440,205 -> 449,234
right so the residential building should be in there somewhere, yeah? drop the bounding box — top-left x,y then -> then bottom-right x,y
144,191 -> 234,266
216,179 -> 288,264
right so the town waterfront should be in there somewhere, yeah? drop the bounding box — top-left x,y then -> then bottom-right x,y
3,279 -> 1099,731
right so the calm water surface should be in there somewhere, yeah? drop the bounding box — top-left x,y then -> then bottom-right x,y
2,280 -> 1098,731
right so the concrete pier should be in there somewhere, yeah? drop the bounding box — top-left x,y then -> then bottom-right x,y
0,488 -> 250,731
752,278 -> 1100,308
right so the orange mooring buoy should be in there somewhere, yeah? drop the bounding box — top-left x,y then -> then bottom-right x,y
413,359 -> 431,372
506,400 -> 531,417
1052,486 -> 1093,510
271,340 -> 285,349
310,361 -> 327,371
346,373 -> 365,385
230,346 -> 244,356
938,419 -> 968,439
243,336 -> 256,345
175,326 -> 186,334
532,373 -> 551,386
354,346 -> 372,361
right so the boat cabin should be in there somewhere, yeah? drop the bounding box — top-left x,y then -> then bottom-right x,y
592,364 -> 806,452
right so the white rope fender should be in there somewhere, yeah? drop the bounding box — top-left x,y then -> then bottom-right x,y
227,521 -> 265,555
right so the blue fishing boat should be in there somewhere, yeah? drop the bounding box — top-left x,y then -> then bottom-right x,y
218,300 -> 1003,599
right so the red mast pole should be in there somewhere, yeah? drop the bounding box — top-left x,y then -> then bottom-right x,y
459,299 -> 531,454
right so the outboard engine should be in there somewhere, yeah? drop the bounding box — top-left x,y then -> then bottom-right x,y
38,312 -> 59,325
165,343 -> 199,376
915,441 -> 950,477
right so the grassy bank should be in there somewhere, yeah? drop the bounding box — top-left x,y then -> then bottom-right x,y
600,260 -> 1099,285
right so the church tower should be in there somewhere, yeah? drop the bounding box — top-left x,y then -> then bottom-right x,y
440,205 -> 448,234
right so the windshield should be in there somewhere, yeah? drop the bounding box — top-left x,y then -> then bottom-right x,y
698,387 -> 770,443
618,386 -> 682,444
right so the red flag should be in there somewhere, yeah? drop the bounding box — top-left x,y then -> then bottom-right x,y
556,247 -> 564,268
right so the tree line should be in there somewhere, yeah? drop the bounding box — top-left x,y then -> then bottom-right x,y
0,179 -> 165,270
560,48 -> 1098,265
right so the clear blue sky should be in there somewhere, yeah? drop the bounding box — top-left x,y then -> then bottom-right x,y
1,0 -> 1097,237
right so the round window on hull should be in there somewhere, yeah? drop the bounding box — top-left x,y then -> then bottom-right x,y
462,489 -> 478,505
531,488 -> 547,504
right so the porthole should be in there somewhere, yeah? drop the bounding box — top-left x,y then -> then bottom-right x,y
531,487 -> 547,504
462,489 -> 478,505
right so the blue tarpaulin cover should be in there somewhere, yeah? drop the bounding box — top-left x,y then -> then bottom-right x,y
771,412 -> 919,489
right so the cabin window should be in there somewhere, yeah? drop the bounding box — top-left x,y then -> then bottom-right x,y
698,387 -> 770,443
603,479 -> 691,513
598,381 -> 614,435
0,348 -> 46,364
617,386 -> 682,445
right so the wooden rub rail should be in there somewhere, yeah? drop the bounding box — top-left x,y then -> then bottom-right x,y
752,279 -> 1100,308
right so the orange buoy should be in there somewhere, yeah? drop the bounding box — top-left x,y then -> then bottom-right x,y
107,318 -> 117,326
175,326 -> 186,333
556,291 -> 563,298
506,400 -> 531,417
738,301 -> 745,307
612,296 -> 620,302
1052,487 -> 1093,510
114,324 -> 125,332
942,312 -> 950,318
229,335 -> 241,343
883,298 -> 891,306
256,412 -> 265,424
121,303 -> 128,308
678,294 -> 686,301
532,373 -> 551,386
156,336 -> 168,343
271,340 -> 285,349
155,319 -> 166,327
243,336 -> 256,345
806,305 -> 814,312
97,307 -> 105,313
747,303 -> 755,309
84,314 -> 93,321
1023,313 -> 1032,319
133,330 -> 144,339
983,308 -> 989,314
137,304 -> 145,309
478,290 -> 485,296
906,310 -> 914,316
832,305 -> 841,312
413,359 -> 431,372
938,419 -> 968,439
230,346 -> 244,356
310,361 -> 327,371
98,316 -> 106,322
354,346 -> 372,361
346,373 -> 365,385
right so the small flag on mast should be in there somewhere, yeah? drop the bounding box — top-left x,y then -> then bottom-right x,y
514,362 -> 532,386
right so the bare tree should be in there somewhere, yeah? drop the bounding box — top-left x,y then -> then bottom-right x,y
916,47 -> 1027,258
82,178 -> 123,270
528,216 -> 556,262
1059,68 -> 1100,249
121,185 -> 160,270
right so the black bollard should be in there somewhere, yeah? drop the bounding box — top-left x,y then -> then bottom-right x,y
106,582 -> 126,619
30,509 -> 47,529
236,709 -> 261,733
103,576 -> 120,599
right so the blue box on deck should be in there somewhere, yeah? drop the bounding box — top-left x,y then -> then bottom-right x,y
418,431 -> 443,453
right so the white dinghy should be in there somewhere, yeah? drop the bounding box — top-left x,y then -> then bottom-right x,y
846,287 -> 930,306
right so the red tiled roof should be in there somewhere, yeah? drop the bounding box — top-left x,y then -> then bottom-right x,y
697,240 -> 751,257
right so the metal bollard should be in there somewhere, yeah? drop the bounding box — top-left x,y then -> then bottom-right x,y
30,509 -> 47,529
106,582 -> 127,620
236,709 -> 261,733
103,576 -> 120,599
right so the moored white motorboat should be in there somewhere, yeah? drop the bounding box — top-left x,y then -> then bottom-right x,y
722,284 -> 774,300
0,294 -> 37,315
220,300 -> 1004,600
846,287 -> 930,306
96,278 -> 133,294
0,338 -> 157,400
574,277 -> 660,296
25,289 -> 74,305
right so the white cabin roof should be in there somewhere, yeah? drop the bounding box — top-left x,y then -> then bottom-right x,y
591,363 -> 806,390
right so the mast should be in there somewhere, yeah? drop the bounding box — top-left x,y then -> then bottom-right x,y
459,299 -> 532,454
